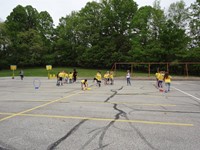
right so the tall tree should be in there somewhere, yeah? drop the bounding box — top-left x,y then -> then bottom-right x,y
5,5 -> 54,66
54,11 -> 81,66
0,22 -> 11,68
100,0 -> 138,66
188,0 -> 200,48
167,0 -> 189,29
159,20 -> 189,62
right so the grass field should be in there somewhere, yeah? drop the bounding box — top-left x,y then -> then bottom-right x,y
0,67 -> 154,78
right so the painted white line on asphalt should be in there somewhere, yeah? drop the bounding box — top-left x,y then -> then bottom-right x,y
172,87 -> 200,101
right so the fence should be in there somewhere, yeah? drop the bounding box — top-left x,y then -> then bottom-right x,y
111,62 -> 200,77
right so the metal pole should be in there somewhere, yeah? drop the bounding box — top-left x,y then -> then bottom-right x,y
114,63 -> 117,76
12,70 -> 14,79
131,64 -> 133,76
185,63 -> 189,77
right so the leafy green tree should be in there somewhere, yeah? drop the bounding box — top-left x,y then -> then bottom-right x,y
54,11 -> 81,66
99,0 -> 138,66
5,5 -> 55,66
0,22 -> 11,68
37,11 -> 55,65
167,0 -> 189,29
129,5 -> 166,62
188,0 -> 200,48
159,20 -> 190,62
16,29 -> 45,66
75,1 -> 104,67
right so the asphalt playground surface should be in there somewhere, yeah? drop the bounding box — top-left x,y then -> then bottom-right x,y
0,77 -> 200,150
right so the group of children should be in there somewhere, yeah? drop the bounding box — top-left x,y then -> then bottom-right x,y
93,71 -> 114,87
56,68 -> 172,92
155,71 -> 172,93
56,69 -> 114,91
81,71 -> 114,91
56,69 -> 78,86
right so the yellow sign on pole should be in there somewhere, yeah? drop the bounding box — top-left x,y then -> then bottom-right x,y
46,65 -> 52,79
46,65 -> 52,71
10,65 -> 17,79
10,65 -> 17,71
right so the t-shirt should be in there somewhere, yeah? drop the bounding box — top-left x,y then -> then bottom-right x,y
158,73 -> 164,81
164,76 -> 172,83
104,73 -> 109,79
126,73 -> 130,78
96,73 -> 102,81
69,73 -> 73,79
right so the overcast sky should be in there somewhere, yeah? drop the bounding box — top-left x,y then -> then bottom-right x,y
0,0 -> 196,26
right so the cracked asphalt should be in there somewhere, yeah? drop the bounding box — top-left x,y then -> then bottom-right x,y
0,77 -> 200,150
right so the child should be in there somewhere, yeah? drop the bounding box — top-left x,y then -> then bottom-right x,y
93,71 -> 102,87
158,71 -> 164,88
155,69 -> 159,88
126,70 -> 131,86
103,71 -> 110,85
56,72 -> 61,86
64,72 -> 69,84
163,72 -> 172,92
69,72 -> 73,83
58,71 -> 65,86
109,71 -> 114,85
81,79 -> 88,90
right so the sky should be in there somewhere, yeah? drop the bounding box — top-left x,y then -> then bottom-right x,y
0,0 -> 196,26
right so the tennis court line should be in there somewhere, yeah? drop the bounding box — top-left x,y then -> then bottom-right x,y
0,91 -> 82,122
0,112 -> 193,126
172,87 -> 200,101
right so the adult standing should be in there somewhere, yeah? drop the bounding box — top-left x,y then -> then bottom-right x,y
19,70 -> 24,80
73,68 -> 78,83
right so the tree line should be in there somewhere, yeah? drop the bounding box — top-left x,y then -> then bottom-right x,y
0,0 -> 199,74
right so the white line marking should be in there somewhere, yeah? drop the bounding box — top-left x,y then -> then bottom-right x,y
172,87 -> 200,101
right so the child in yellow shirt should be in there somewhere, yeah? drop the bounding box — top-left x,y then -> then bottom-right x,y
93,71 -> 102,87
104,71 -> 110,85
81,79 -> 88,90
157,71 -> 164,88
109,71 -> 114,85
163,72 -> 172,92
69,72 -> 73,83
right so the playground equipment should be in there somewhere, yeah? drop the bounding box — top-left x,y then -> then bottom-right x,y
111,62 -> 200,77
33,79 -> 41,89
10,65 -> 17,79
46,65 -> 52,79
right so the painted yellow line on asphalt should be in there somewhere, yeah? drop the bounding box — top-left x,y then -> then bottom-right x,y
74,101 -> 176,107
0,112 -> 13,115
0,112 -> 193,126
0,91 -> 81,122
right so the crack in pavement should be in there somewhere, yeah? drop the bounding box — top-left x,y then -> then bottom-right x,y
47,119 -> 87,150
104,86 -> 123,103
0,141 -> 17,150
102,86 -> 158,150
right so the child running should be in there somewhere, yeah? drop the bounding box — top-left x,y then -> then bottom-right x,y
93,71 -> 102,87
